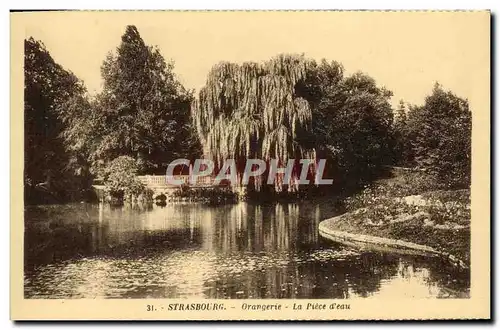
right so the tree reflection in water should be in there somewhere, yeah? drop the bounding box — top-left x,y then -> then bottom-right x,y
24,201 -> 470,299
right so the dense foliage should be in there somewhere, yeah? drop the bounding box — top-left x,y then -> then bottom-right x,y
303,61 -> 394,186
93,26 -> 201,173
61,26 -> 202,178
102,156 -> 146,199
395,84 -> 471,188
24,38 -> 88,203
26,26 -> 202,203
25,25 -> 472,204
192,56 -> 394,192
192,55 -> 317,192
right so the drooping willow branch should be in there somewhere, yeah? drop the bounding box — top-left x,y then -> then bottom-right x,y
192,54 -> 318,191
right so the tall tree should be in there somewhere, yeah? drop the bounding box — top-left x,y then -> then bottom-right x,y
192,54 -> 317,191
328,72 -> 394,182
298,61 -> 394,187
407,83 -> 471,187
193,55 -> 395,192
94,25 -> 200,174
24,37 -> 86,203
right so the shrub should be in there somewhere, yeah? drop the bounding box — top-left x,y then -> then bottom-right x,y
103,156 -> 146,200
172,186 -> 238,204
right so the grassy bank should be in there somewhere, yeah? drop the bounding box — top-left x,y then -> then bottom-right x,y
328,169 -> 470,266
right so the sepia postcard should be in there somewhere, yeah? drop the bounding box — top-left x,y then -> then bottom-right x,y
10,10 -> 490,320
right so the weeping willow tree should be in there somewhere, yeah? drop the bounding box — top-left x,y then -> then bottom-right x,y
192,54 -> 318,192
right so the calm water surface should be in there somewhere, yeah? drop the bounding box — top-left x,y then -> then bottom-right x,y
24,200 -> 469,299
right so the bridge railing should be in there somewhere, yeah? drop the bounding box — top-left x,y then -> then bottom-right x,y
137,175 -> 230,187
137,175 -> 167,186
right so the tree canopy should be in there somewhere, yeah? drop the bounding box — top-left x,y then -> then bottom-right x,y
304,62 -> 394,186
404,83 -> 471,187
192,55 -> 395,191
24,37 -> 87,203
95,25 -> 200,173
59,25 -> 202,179
192,54 -> 317,191
24,27 -> 472,203
26,26 -> 202,203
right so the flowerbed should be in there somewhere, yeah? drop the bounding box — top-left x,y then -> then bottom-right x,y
333,170 -> 471,266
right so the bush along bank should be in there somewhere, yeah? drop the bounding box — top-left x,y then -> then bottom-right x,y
168,186 -> 239,205
321,170 -> 470,269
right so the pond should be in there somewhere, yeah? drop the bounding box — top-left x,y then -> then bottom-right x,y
24,200 -> 470,299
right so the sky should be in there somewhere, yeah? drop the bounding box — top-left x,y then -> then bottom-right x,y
18,11 -> 489,108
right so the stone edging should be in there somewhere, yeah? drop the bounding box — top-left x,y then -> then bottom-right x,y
319,215 -> 468,269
